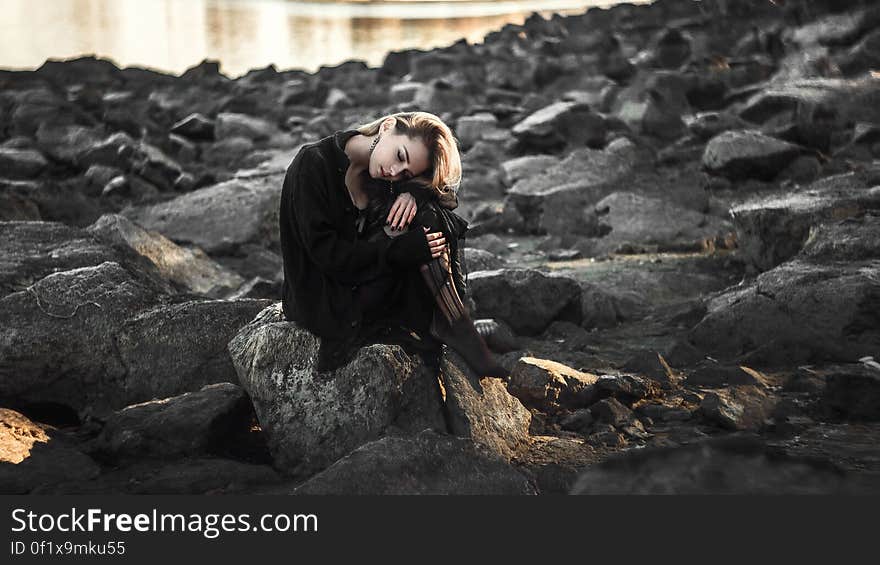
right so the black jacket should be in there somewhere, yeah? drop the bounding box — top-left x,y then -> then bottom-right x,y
279,131 -> 432,340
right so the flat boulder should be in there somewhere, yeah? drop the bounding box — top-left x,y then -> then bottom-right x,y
91,383 -> 253,462
731,170 -> 880,270
589,191 -> 732,255
699,385 -> 776,431
702,130 -> 803,181
512,101 -> 606,151
468,268 -> 582,335
688,260 -> 880,366
0,147 -> 48,179
227,303 -> 446,475
87,214 -> 244,296
800,213 -> 880,262
292,430 -> 535,495
123,173 -> 282,254
507,357 -> 600,414
505,138 -> 648,235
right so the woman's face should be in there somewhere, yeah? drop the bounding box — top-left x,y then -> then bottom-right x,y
369,122 -> 430,183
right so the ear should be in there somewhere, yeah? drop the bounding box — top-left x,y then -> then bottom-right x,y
381,117 -> 396,133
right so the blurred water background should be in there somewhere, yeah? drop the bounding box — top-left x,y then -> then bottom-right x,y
0,0 -> 639,77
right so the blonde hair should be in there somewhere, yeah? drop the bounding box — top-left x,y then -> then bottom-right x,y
356,112 -> 461,205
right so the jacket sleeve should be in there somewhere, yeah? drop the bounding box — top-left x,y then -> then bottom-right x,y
288,152 -> 428,285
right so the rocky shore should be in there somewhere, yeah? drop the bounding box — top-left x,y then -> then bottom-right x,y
2,0 -> 879,494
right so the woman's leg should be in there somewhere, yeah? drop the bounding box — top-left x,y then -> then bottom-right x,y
415,208 -> 506,377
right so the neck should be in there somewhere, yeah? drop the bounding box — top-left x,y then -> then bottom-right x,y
343,133 -> 376,174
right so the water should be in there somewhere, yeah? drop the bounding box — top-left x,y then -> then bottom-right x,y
0,0 -> 636,78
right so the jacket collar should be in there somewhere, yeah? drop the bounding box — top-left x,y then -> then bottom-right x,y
333,130 -> 360,170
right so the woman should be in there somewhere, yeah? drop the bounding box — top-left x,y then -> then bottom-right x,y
279,111 -> 504,376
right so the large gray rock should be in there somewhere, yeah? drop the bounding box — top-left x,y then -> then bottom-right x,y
123,173 -> 281,254
87,214 -> 244,296
215,112 -> 279,141
469,268 -> 582,335
0,221 -> 136,298
512,101 -> 606,151
500,154 -> 560,187
504,138 -> 648,235
699,385 -> 776,431
702,130 -> 803,181
571,437 -> 859,494
689,260 -> 880,366
731,172 -> 880,271
440,351 -> 531,461
0,408 -> 100,494
0,260 -> 268,415
227,304 -> 446,475
291,430 -> 535,495
0,147 -> 48,179
588,191 -> 732,254
91,383 -> 253,462
800,214 -> 880,262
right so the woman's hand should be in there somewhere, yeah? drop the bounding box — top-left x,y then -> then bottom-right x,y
424,227 -> 446,259
386,192 -> 417,231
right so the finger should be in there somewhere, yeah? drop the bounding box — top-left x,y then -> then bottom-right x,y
405,202 -> 417,226
391,203 -> 406,230
386,200 -> 401,224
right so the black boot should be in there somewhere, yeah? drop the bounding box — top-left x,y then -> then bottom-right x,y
420,251 -> 507,378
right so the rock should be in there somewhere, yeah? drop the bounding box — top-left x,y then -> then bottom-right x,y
615,93 -> 686,142
456,113 -> 504,149
132,141 -> 183,192
801,215 -> 880,262
291,430 -> 535,495
202,136 -> 255,167
731,172 -> 880,271
507,357 -> 600,413
215,112 -> 278,141
589,191 -> 731,255
649,28 -> 692,69
91,383 -> 253,462
560,409 -> 594,432
171,112 -> 216,141
595,374 -> 662,402
702,130 -> 804,181
389,82 -> 423,104
123,173 -> 281,254
37,457 -> 279,494
512,102 -> 606,151
463,248 -> 506,272
440,350 -> 531,461
87,214 -> 244,296
699,386 -> 776,431
687,111 -> 749,141
635,402 -> 693,423
590,398 -> 635,428
76,131 -> 137,170
34,124 -> 105,165
412,79 -> 471,116
83,164 -> 123,195
689,260 -> 880,366
0,258 -> 268,415
505,138 -> 648,235
469,269 -> 582,335
823,364 -> 880,420
686,363 -> 763,387
571,437 -> 856,494
500,155 -> 560,187
838,28 -> 880,76
791,8 -> 880,48
228,277 -> 281,300
0,408 -> 100,493
0,221 -> 135,298
227,304 -> 446,475
0,147 -> 48,179
0,187 -> 41,221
